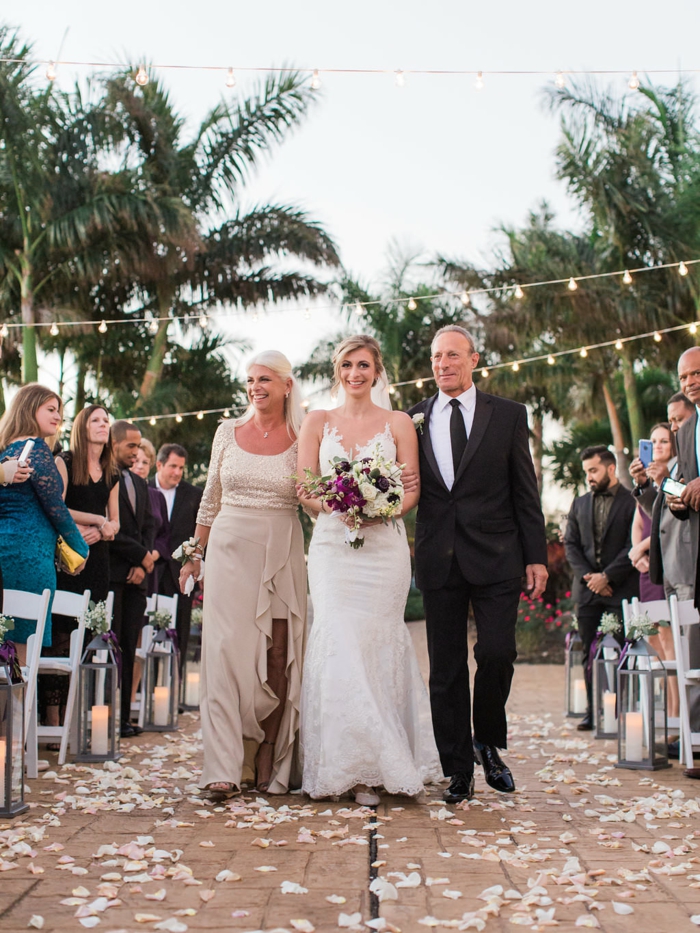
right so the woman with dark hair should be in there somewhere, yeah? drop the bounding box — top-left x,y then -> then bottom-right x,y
0,384 -> 88,666
131,437 -> 169,596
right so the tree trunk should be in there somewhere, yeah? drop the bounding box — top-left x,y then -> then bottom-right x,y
619,349 -> 644,453
20,261 -> 38,384
602,377 -> 632,489
74,359 -> 87,417
531,410 -> 544,496
0,379 -> 5,417
138,286 -> 174,404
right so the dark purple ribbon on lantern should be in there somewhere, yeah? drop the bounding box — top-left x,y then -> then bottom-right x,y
153,627 -> 179,652
0,639 -> 23,684
100,630 -> 122,680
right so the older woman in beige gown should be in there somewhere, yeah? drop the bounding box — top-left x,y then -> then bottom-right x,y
180,351 -> 306,798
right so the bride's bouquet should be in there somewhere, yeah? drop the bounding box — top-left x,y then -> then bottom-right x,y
298,444 -> 405,549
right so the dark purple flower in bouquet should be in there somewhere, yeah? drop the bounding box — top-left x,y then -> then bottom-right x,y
375,476 -> 391,493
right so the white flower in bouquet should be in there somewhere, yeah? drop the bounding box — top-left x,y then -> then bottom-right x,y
598,612 -> 622,636
360,482 -> 378,501
148,609 -> 173,631
83,601 -> 109,635
172,536 -> 202,565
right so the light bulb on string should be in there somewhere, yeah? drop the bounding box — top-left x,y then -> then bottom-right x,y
460,290 -> 471,307
394,70 -> 406,88
415,379 -> 424,389
0,323 -> 8,338
98,320 -> 108,334
175,414 -> 183,423
567,277 -> 578,291
512,361 -> 520,372
388,385 -> 396,395
225,68 -> 236,88
475,71 -> 484,91
580,347 -> 588,358
354,302 -> 363,317
46,61 -> 57,82
198,313 -> 208,329
310,69 -> 321,90
615,339 -> 623,350
480,368 -> 489,378
196,411 -> 204,420
301,399 -> 310,409
653,331 -> 662,342
514,284 -> 524,300
623,269 -> 633,285
304,308 -> 311,321
50,322 -> 59,336
628,71 -> 640,90
547,355 -> 555,365
554,71 -> 565,89
149,417 -> 156,426
407,297 -> 418,311
135,66 -> 149,87
222,409 -> 230,418
690,323 -> 698,335
679,261 -> 689,276
148,319 -> 159,335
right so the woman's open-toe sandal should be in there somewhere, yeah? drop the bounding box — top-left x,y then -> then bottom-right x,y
205,782 -> 240,800
255,740 -> 275,793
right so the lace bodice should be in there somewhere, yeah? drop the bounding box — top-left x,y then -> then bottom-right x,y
197,421 -> 298,525
319,421 -> 396,473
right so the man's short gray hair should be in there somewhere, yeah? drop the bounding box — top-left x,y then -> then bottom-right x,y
431,325 -> 477,354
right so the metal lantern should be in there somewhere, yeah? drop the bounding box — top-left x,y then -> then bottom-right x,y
143,629 -> 180,732
565,630 -> 587,718
0,645 -> 28,818
181,643 -> 201,711
616,638 -> 670,771
76,633 -> 121,762
593,633 -> 622,740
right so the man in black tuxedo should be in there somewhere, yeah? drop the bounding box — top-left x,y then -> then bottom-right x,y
564,445 -> 639,730
409,326 -> 548,802
109,421 -> 156,737
151,443 -> 203,673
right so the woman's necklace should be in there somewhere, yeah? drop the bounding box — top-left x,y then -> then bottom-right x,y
255,419 -> 284,439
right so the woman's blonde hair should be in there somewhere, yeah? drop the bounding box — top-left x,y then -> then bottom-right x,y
0,383 -> 63,452
235,350 -> 304,438
139,437 -> 157,471
331,335 -> 384,396
69,405 -> 118,486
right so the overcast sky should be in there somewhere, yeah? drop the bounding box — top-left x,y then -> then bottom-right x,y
20,0 -> 700,379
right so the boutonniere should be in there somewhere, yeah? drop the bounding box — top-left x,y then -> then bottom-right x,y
412,413 -> 425,434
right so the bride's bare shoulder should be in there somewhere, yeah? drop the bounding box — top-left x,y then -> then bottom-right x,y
301,409 -> 329,434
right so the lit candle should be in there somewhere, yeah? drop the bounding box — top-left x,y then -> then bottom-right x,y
603,691 -> 617,735
625,711 -> 644,761
185,672 -> 200,707
573,678 -> 587,714
0,738 -> 6,803
91,705 -> 109,756
153,686 -> 169,726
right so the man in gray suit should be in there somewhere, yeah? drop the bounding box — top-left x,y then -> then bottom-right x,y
670,349 -> 700,583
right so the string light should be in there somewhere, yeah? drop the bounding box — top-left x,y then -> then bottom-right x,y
310,69 -> 321,90
567,277 -> 578,291
175,414 -> 183,423
394,70 -> 406,88
0,323 -> 7,338
547,354 -> 555,365
615,339 -> 623,350
148,319 -> 159,335
135,66 -> 149,87
512,361 -> 520,372
354,302 -> 363,316
580,347 -> 588,357
679,261 -> 689,276
46,61 -> 57,82
415,379 -> 424,389
554,71 -> 566,89
628,71 -> 640,90
690,323 -> 698,335
50,322 -> 59,336
653,331 -> 662,342
514,284 -> 525,300
481,368 -> 489,378
407,297 -> 418,311
475,71 -> 484,91
304,308 -> 311,320
225,67 -> 236,88
460,290 -> 471,307
149,417 -> 156,426
623,269 -> 633,285
98,320 -> 108,334
196,411 -> 204,420
198,313 -> 208,329
388,385 -> 396,394
301,399 -> 310,409
222,409 -> 230,418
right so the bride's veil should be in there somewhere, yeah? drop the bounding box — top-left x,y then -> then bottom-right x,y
334,368 -> 393,411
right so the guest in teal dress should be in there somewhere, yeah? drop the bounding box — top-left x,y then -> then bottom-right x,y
0,384 -> 88,665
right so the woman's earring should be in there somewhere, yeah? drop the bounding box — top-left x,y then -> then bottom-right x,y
285,393 -> 289,398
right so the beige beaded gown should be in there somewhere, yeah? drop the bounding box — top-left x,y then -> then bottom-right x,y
197,421 -> 307,793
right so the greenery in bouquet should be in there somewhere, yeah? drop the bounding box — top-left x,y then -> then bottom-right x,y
148,609 -> 174,631
83,600 -> 110,635
598,612 -> 622,636
627,611 -> 670,643
0,613 -> 15,643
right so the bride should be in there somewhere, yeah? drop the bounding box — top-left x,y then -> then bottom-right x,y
297,334 -> 442,806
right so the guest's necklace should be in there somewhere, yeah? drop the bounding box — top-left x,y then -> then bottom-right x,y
255,419 -> 284,439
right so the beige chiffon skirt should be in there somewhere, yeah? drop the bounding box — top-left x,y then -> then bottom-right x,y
199,505 -> 307,793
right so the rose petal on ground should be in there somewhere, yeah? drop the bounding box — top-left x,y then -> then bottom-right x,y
338,913 -> 362,928
612,902 -> 634,915
153,920 -> 188,932
254,865 -> 277,872
198,890 -> 215,902
281,881 -> 309,894
145,889 -> 167,901
231,911 -> 249,919
215,870 -> 241,882
326,895 -> 346,904
290,921 -> 315,932
443,890 -> 462,899
134,914 -> 163,923
28,917 -> 44,929
79,919 -> 100,929
198,840 -> 214,848
575,917 -> 599,928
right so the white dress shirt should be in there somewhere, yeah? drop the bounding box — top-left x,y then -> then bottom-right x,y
155,474 -> 177,519
429,384 -> 477,490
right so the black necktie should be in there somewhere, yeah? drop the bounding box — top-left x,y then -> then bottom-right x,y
450,398 -> 468,477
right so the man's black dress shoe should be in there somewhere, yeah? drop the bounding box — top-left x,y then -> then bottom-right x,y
474,745 -> 516,793
668,739 -> 680,760
576,715 -> 593,732
443,772 -> 475,803
120,722 -> 143,738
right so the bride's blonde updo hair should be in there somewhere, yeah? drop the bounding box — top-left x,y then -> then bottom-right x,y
331,335 -> 384,397
235,349 -> 304,439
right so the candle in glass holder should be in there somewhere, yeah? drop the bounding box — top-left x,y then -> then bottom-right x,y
153,686 -> 169,726
603,691 -> 617,734
185,672 -> 200,707
91,705 -> 109,756
573,679 -> 587,714
625,711 -> 644,761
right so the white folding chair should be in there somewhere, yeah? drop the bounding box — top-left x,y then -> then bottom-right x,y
669,596 -> 700,770
133,593 -> 178,728
34,589 -> 91,765
2,589 -> 51,779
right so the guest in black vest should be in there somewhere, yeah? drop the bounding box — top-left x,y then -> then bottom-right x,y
151,443 -> 202,673
109,421 -> 156,737
408,325 -> 548,802
564,445 -> 639,730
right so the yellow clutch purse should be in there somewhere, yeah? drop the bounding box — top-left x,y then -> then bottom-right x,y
55,536 -> 85,575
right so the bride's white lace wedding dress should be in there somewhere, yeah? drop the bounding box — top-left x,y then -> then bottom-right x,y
300,422 -> 443,798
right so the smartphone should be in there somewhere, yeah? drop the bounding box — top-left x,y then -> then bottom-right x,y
638,439 -> 653,468
18,439 -> 34,465
661,476 -> 686,497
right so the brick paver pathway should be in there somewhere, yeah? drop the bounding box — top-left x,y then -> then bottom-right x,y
2,623 -> 700,932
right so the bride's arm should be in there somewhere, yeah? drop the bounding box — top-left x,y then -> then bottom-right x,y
296,410 -> 329,516
392,412 -> 420,516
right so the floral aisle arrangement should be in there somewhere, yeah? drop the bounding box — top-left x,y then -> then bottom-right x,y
0,613 -> 21,682
297,445 -> 405,549
83,601 -> 110,635
148,609 -> 174,631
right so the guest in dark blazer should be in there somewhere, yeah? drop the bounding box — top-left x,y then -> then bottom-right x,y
408,325 -> 548,802
151,443 -> 203,672
109,421 -> 156,737
564,445 -> 639,730
132,438 -> 170,597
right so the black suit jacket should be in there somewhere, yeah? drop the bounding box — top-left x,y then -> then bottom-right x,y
564,485 -> 639,608
110,470 -> 157,585
673,410 -> 700,607
149,479 -> 203,595
408,389 -> 547,590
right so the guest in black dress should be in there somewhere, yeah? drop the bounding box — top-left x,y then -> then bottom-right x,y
132,438 -> 169,597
